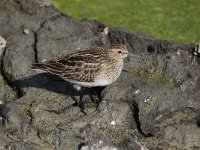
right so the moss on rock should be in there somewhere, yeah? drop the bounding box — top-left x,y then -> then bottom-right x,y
131,67 -> 175,87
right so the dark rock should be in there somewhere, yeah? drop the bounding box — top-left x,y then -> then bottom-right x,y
0,0 -> 199,150
0,36 -> 17,103
36,15 -> 99,62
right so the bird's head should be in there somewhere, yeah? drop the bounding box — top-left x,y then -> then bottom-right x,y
108,44 -> 129,60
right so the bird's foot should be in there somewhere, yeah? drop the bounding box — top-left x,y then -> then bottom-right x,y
78,101 -> 86,115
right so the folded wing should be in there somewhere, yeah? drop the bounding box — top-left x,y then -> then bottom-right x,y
31,48 -> 108,82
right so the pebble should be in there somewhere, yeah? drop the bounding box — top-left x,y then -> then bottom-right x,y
23,28 -> 31,35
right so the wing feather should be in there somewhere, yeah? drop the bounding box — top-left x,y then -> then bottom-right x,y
32,47 -> 108,82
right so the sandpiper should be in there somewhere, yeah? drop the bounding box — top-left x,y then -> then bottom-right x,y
31,44 -> 129,112
32,44 -> 128,89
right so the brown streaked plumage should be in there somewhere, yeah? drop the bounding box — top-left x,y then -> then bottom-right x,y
31,44 -> 128,90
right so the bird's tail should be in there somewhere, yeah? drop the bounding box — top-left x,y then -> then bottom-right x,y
31,63 -> 44,69
30,63 -> 47,73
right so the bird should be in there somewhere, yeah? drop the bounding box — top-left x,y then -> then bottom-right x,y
31,44 -> 129,89
31,44 -> 129,112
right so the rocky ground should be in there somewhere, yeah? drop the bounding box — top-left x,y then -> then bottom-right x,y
0,0 -> 200,150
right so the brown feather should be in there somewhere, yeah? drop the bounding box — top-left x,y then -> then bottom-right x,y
31,44 -> 128,86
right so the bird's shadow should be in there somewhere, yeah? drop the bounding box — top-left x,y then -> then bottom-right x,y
14,73 -> 79,96
13,73 -> 105,114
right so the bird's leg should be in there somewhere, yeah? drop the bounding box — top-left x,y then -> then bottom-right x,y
70,96 -> 79,107
90,86 -> 105,108
95,89 -> 101,108
89,93 -> 100,111
88,87 -> 98,108
96,86 -> 106,107
72,84 -> 86,114
79,91 -> 86,115
89,94 -> 95,103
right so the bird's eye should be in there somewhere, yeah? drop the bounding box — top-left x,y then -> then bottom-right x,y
118,51 -> 122,53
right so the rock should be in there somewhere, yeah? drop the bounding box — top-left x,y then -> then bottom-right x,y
0,35 -> 6,57
145,123 -> 200,149
0,79 -> 17,103
81,139 -> 118,150
36,15 -> 99,62
0,36 -> 17,103
0,0 -> 199,150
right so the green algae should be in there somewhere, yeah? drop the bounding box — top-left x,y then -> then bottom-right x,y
131,68 -> 175,87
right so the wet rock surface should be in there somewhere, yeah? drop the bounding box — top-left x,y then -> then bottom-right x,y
0,0 -> 199,150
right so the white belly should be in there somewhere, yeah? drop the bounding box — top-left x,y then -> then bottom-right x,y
64,78 -> 112,87
93,78 -> 113,86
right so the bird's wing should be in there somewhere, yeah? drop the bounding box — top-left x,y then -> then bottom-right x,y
37,47 -> 108,82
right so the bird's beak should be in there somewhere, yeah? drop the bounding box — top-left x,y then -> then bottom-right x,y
123,51 -> 129,55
